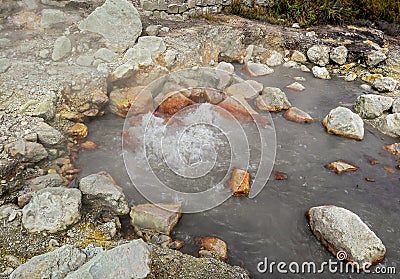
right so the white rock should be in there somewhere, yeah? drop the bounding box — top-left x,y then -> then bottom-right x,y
216,61 -> 234,74
367,50 -> 387,67
308,205 -> 386,268
51,36 -> 71,61
286,82 -> 305,91
255,87 -> 291,112
322,106 -> 364,140
373,76 -> 398,92
354,94 -> 393,119
41,9 -> 66,28
243,62 -> 273,77
392,98 -> 400,113
94,48 -> 117,62
265,50 -> 283,67
312,66 -> 331,80
0,58 -> 11,73
300,64 -> 311,72
291,50 -> 307,63
225,81 -> 258,99
307,45 -> 330,66
330,46 -> 348,65
378,113 -> 400,137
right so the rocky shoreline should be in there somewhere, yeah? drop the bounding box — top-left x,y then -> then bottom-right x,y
0,0 -> 399,278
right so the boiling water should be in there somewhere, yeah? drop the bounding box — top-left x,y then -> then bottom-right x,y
77,65 -> 400,278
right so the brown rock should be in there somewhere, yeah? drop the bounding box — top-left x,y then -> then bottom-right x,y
284,107 -> 314,123
157,93 -> 195,116
229,168 -> 250,197
80,141 -> 98,150
218,96 -> 268,124
109,86 -> 154,118
68,123 -> 88,139
189,88 -> 223,104
369,159 -> 380,165
384,143 -> 400,156
383,165 -> 395,174
274,171 -> 288,180
197,237 -> 228,261
168,240 -> 185,250
365,178 -> 375,182
325,160 -> 359,174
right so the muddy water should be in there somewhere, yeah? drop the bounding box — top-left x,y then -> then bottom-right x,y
77,65 -> 400,278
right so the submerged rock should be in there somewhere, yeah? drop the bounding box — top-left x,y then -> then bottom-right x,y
229,168 -> 250,197
22,187 -> 81,233
10,245 -> 86,279
68,123 -> 88,139
218,96 -> 265,124
198,237 -> 228,261
79,171 -> 130,215
307,205 -> 386,268
284,107 -> 314,123
307,45 -> 330,66
274,171 -> 288,180
78,0 -> 142,52
130,204 -> 182,235
325,160 -> 359,174
157,93 -> 195,116
322,107 -> 364,140
224,81 -> 258,99
243,62 -> 273,77
312,66 -> 331,80
354,94 -> 393,119
255,87 -> 291,112
65,240 -> 151,279
384,143 -> 400,156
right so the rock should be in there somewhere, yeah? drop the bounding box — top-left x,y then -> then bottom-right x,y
322,107 -> 364,140
94,48 -> 117,62
373,76 -> 398,92
245,80 -> 263,94
282,61 -> 299,68
164,49 -> 177,68
312,66 -> 331,80
224,81 -> 258,99
130,203 -> 182,235
243,62 -> 273,77
354,94 -> 393,119
134,36 -> 166,59
0,57 -> 11,73
5,139 -> 48,163
27,173 -> 64,191
78,0 -> 142,52
325,160 -> 359,174
367,50 -> 387,67
79,171 -> 130,215
274,171 -> 288,180
68,123 -> 88,139
307,205 -> 386,267
255,87 -> 291,112
265,50 -> 283,67
0,204 -> 21,222
34,121 -> 65,146
22,187 -> 81,233
65,240 -> 151,279
300,64 -> 311,72
286,82 -> 305,91
378,113 -> 400,137
10,245 -> 86,279
31,100 -> 55,121
76,54 -> 94,67
384,143 -> 400,156
109,86 -> 154,118
344,73 -> 357,82
216,61 -> 234,74
40,9 -> 66,28
157,93 -> 195,116
80,141 -> 99,150
307,45 -> 330,66
229,168 -> 250,197
291,50 -> 307,63
330,46 -> 348,65
190,88 -> 223,104
393,98 -> 400,113
198,237 -> 228,261
284,107 -> 314,123
52,36 -> 71,61
145,25 -> 160,36
218,96 -> 265,124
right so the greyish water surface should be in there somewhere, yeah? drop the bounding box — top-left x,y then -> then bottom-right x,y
77,65 -> 400,278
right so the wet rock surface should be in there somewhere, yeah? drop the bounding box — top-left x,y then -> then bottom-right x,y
307,205 -> 386,267
322,107 -> 364,140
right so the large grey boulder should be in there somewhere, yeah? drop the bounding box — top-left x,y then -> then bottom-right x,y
307,205 -> 386,268
79,171 -> 130,215
307,45 -> 330,66
130,204 -> 182,235
10,245 -> 86,279
5,139 -> 48,163
78,0 -> 142,52
367,50 -> 387,67
373,76 -> 398,92
65,240 -> 151,279
255,87 -> 291,112
27,173 -> 64,191
34,121 -> 65,146
22,187 -> 81,233
322,107 -> 364,140
354,94 -> 394,119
